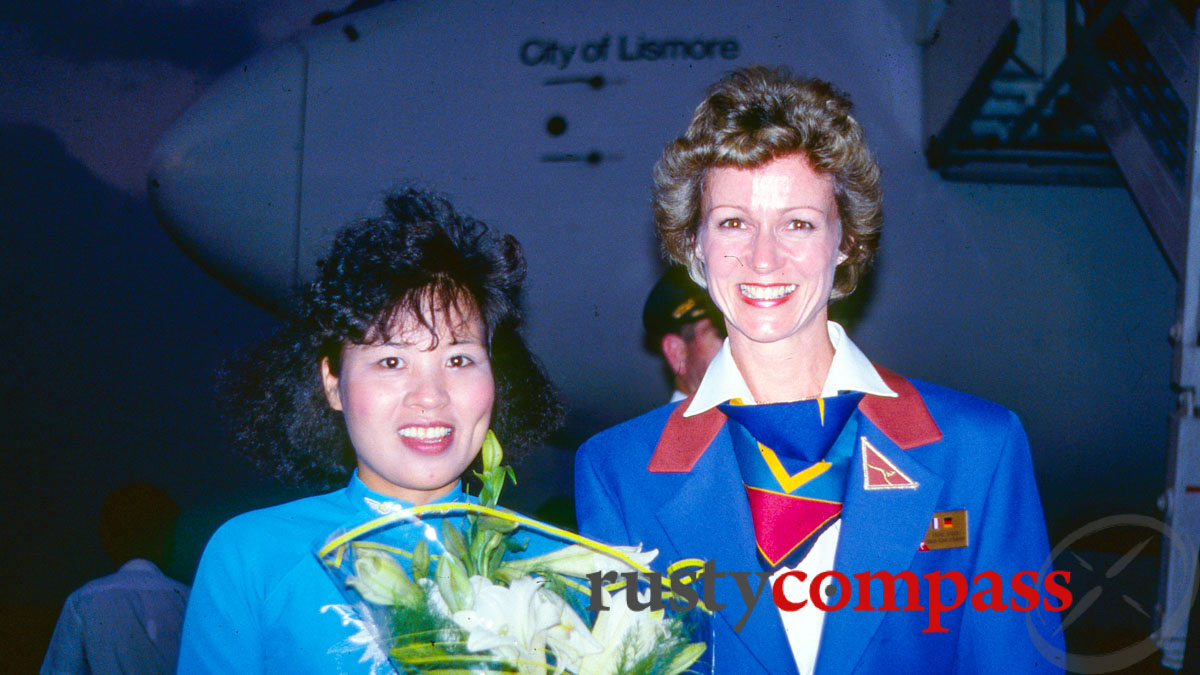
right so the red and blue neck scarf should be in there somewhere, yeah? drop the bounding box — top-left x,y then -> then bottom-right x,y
718,392 -> 864,571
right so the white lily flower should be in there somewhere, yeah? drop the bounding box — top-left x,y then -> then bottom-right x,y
544,595 -> 603,675
502,544 -> 659,579
345,548 -> 422,607
578,586 -> 667,675
450,576 -> 602,674
452,576 -> 555,670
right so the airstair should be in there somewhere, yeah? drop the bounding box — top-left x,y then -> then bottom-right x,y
924,0 -> 1200,669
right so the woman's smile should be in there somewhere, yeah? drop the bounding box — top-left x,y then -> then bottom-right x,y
398,423 -> 455,453
739,283 -> 797,304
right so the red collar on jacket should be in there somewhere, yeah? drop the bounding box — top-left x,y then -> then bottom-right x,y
647,366 -> 942,473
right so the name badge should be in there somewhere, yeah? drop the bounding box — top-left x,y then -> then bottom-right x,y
919,509 -> 968,551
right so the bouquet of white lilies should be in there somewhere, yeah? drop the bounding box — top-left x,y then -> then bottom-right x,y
316,432 -> 710,675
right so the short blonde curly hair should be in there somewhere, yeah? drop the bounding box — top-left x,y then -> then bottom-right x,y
653,66 -> 881,299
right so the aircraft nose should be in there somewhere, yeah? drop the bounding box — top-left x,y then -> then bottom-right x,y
147,41 -> 309,309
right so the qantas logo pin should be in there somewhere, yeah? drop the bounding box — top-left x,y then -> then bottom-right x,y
861,437 -> 918,490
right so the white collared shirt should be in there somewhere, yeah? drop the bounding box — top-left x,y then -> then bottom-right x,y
42,559 -> 190,675
686,321 -> 895,416
683,321 -> 894,674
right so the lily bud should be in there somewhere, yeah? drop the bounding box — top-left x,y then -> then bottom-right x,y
436,551 -> 473,613
481,429 -> 503,472
346,547 -> 422,607
412,539 -> 430,581
504,544 -> 659,578
664,642 -> 707,675
441,518 -> 469,561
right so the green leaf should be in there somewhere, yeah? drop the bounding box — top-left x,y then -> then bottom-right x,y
476,515 -> 519,533
485,537 -> 507,577
493,564 -> 523,585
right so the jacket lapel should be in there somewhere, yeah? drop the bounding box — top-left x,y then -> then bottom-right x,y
815,416 -> 945,675
648,399 -> 725,472
655,426 -> 799,675
645,370 -> 942,675
860,366 -> 942,449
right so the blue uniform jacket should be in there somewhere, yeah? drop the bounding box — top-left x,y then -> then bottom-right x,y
575,369 -> 1065,674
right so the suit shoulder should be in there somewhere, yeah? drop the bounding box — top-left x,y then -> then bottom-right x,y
576,402 -> 677,466
906,377 -> 1021,432
895,377 -> 1029,479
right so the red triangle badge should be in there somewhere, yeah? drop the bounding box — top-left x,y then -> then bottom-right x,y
862,438 -> 918,490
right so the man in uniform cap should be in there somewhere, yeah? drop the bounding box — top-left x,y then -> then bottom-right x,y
643,266 -> 725,402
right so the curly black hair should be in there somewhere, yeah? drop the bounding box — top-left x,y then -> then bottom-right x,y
220,188 -> 564,488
